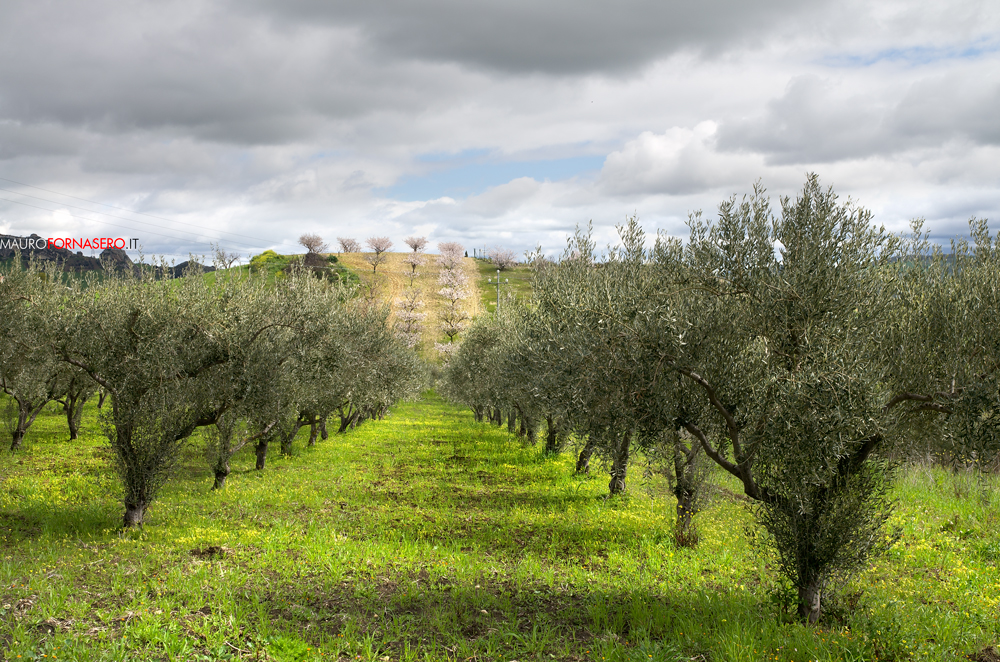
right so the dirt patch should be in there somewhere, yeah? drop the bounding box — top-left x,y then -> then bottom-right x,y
970,646 -> 1000,662
190,545 -> 230,559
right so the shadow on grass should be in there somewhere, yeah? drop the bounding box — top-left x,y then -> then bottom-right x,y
0,501 -> 119,540
243,569 -> 791,661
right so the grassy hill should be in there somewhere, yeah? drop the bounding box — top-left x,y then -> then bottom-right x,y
1,394 -> 998,661
333,251 -> 482,359
474,260 -> 533,314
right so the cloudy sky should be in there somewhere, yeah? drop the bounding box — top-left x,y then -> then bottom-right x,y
1,0 -> 998,261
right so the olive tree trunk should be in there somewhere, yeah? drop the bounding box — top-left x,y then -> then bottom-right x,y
608,430 -> 631,495
308,416 -> 319,447
7,397 -> 47,451
255,439 -> 268,470
576,435 -> 597,473
123,499 -> 147,528
545,416 -> 562,454
798,580 -> 822,624
212,461 -> 230,490
671,433 -> 703,547
64,390 -> 91,440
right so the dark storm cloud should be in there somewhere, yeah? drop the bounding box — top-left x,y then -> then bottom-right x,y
0,1 -> 469,146
237,0 -> 818,75
0,0 -> 825,151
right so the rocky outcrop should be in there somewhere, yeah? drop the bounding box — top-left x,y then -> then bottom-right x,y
0,233 -> 104,271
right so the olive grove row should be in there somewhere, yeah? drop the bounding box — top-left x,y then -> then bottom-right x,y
0,260 -> 425,527
442,175 -> 1000,623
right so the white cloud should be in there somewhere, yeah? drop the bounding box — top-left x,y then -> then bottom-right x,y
598,121 -> 772,196
0,0 -> 997,261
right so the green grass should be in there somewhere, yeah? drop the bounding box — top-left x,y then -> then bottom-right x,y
474,261 -> 533,314
0,394 -> 998,661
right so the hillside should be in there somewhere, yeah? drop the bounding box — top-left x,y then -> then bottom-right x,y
333,251 -> 483,358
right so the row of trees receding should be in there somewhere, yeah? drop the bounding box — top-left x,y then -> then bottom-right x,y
442,175 -> 1000,623
1,257 -> 426,527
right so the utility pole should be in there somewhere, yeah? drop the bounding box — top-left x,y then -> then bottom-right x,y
487,269 -> 507,312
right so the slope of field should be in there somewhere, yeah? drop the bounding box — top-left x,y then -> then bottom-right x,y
333,251 -> 482,358
474,260 -> 533,314
1,394 -> 998,661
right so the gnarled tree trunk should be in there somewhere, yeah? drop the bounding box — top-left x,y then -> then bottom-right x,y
798,579 -> 822,624
608,430 -> 631,495
8,397 -> 46,451
212,462 -> 230,490
308,416 -> 319,447
674,488 -> 698,547
123,499 -> 147,528
64,390 -> 90,440
672,433 -> 702,547
576,435 -> 597,473
255,439 -> 268,470
545,416 -> 562,454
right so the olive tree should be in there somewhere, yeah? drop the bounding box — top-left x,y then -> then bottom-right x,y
0,258 -> 70,450
57,366 -> 98,440
524,221 -> 674,495
886,218 -> 1000,472
442,298 -> 538,437
659,177 -> 911,623
55,264 -> 307,526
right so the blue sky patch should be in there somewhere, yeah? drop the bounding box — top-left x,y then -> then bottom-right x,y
821,37 -> 1000,67
381,152 -> 606,201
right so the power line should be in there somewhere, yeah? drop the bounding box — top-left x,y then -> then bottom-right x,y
0,186 -> 265,251
0,196 -> 258,253
0,175 -> 276,246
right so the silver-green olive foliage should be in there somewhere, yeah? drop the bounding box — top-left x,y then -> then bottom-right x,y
677,178 -> 906,624
0,257 -> 80,451
889,219 -> 1000,468
54,266 -> 290,526
494,175 -> 994,624
50,262 -> 424,527
441,294 -> 535,427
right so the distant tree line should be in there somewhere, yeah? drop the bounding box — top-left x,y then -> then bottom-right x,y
442,175 -> 1000,623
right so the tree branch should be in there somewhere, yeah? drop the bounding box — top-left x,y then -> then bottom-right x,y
883,392 -> 932,412
677,368 -> 744,460
680,420 -> 740,478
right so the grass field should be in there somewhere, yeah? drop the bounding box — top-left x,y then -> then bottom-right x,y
1,393 -> 999,661
473,261 -> 533,315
